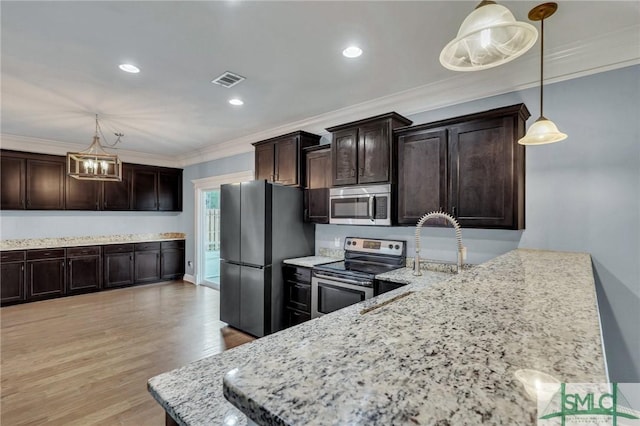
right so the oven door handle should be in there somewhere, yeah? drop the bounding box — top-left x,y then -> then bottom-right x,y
369,195 -> 375,222
313,273 -> 371,287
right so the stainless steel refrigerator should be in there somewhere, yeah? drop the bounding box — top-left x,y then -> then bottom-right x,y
219,180 -> 315,337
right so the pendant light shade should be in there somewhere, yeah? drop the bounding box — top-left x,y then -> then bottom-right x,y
440,1 -> 538,72
517,117 -> 567,145
518,2 -> 567,145
67,114 -> 123,181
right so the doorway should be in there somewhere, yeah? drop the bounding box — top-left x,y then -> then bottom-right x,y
193,170 -> 254,289
203,190 -> 221,287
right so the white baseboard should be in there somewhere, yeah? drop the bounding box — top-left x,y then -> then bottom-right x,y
183,274 -> 196,284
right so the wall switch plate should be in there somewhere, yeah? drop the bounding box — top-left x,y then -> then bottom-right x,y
334,237 -> 341,248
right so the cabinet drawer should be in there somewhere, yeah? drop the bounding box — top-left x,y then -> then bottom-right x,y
286,280 -> 311,312
286,308 -> 311,327
103,244 -> 134,254
67,246 -> 101,257
283,265 -> 311,283
1,251 -> 26,262
27,248 -> 65,260
135,242 -> 161,251
161,240 -> 185,249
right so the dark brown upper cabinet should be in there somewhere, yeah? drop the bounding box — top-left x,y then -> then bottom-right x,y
252,131 -> 321,187
65,176 -> 101,210
103,164 -> 133,210
132,166 -> 182,211
395,104 -> 530,230
1,150 -> 182,212
26,156 -> 65,210
396,129 -> 448,225
1,154 -> 26,209
304,145 -> 331,224
327,112 -> 412,187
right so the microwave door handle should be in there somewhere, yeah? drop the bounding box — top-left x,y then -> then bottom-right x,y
369,195 -> 375,222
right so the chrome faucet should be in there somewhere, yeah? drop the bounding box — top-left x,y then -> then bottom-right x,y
413,211 -> 465,276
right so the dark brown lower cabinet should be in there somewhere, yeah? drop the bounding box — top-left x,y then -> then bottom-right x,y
66,246 -> 102,294
160,241 -> 185,280
135,242 -> 161,284
283,265 -> 312,328
1,251 -> 26,305
26,249 -> 66,301
103,244 -> 135,288
1,240 -> 184,306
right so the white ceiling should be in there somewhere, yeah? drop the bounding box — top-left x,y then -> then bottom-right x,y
1,1 -> 639,167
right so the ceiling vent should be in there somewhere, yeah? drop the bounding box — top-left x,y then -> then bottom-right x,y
211,71 -> 245,88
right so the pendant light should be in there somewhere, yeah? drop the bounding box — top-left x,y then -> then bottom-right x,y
518,2 -> 567,145
440,0 -> 538,72
67,114 -> 123,181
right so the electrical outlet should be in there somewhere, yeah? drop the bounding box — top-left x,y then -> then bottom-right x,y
334,237 -> 341,248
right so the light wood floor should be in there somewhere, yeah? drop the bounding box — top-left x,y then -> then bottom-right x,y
1,281 -> 254,426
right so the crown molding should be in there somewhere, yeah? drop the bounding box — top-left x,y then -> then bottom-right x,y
0,133 -> 177,167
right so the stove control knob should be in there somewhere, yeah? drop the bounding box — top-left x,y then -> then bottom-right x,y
395,244 -> 400,249
388,244 -> 393,249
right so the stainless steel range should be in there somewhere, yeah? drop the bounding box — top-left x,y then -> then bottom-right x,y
311,237 -> 406,318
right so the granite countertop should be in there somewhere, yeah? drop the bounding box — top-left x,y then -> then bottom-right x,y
375,267 -> 452,286
148,249 -> 605,426
282,256 -> 340,268
0,232 -> 186,251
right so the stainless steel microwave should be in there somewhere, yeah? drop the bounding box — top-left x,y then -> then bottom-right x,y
329,184 -> 391,226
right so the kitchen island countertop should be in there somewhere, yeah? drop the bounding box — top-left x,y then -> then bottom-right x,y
149,249 -> 605,425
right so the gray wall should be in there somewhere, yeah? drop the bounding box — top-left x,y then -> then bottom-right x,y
316,65 -> 639,382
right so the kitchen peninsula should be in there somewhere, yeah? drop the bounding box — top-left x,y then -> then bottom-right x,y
148,249 -> 606,425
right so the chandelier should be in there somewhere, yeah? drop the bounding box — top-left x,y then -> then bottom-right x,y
67,114 -> 123,181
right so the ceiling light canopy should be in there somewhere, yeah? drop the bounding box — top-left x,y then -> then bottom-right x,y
518,2 -> 567,145
119,64 -> 140,73
229,98 -> 244,106
342,46 -> 363,58
67,114 -> 123,181
440,0 -> 537,71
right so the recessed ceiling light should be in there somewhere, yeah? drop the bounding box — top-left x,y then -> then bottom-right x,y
342,46 -> 363,58
119,64 -> 140,73
229,98 -> 244,106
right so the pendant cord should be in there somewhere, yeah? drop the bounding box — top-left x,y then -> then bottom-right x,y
540,17 -> 544,118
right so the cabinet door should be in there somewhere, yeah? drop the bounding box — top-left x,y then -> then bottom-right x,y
160,248 -> 185,280
26,158 -> 65,209
255,143 -> 275,181
1,262 -> 26,304
132,168 -> 158,210
1,155 -> 26,210
27,258 -> 66,300
65,176 -> 100,210
134,250 -> 161,283
103,252 -> 134,288
358,121 -> 390,184
397,129 -> 447,224
67,256 -> 101,293
220,261 -> 241,328
306,149 -> 331,189
103,164 -> 132,210
158,170 -> 182,211
448,117 -> 516,228
274,136 -> 298,185
332,128 -> 358,186
286,308 -> 310,328
305,188 -> 329,224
